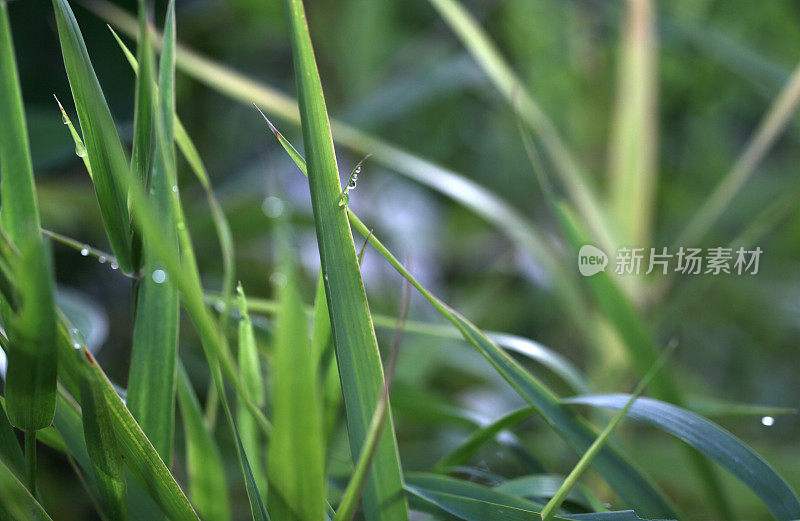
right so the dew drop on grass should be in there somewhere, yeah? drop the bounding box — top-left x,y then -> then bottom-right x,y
214,300 -> 226,313
75,142 -> 87,158
110,262 -> 119,270
98,256 -> 106,264
761,416 -> 775,427
80,248 -> 89,256
172,185 -> 179,193
61,114 -> 69,125
262,196 -> 284,218
152,269 -> 167,284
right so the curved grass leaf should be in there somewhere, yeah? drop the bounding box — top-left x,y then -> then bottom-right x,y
51,0 -> 133,274
279,0 -> 409,519
79,349 -> 127,521
495,475 -> 597,512
176,365 -> 231,521
0,398 -> 24,480
564,394 -> 800,521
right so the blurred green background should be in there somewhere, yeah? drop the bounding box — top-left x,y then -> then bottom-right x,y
4,0 -> 799,518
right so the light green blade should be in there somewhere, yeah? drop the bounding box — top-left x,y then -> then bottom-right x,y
607,0 -> 658,247
278,0 -> 409,519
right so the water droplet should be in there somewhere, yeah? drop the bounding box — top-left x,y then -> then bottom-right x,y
214,300 -> 226,313
110,262 -> 119,270
98,256 -> 106,264
61,114 -> 69,125
80,248 -> 89,256
172,185 -> 179,193
261,196 -> 284,218
152,269 -> 167,284
270,272 -> 287,288
761,416 -> 775,427
75,142 -> 87,158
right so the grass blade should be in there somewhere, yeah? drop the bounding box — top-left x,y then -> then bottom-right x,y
79,348 -> 128,521
424,0 -> 616,252
127,0 -> 179,462
675,58 -> 800,248
279,1 -> 409,519
607,0 -> 658,247
0,0 -> 41,242
51,0 -> 133,274
176,365 -> 232,521
0,459 -> 54,521
565,394 -> 800,521
267,257 -> 325,521
0,398 -> 24,480
256,114 -> 674,517
236,283 -> 267,496
540,344 -> 675,521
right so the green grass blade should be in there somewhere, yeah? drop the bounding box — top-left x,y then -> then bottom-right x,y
345,212 -> 677,518
4,238 -> 58,433
76,347 -> 201,521
0,0 -> 41,242
127,0 -> 179,463
309,272 -> 341,440
256,115 -> 673,515
675,58 -> 800,248
424,0 -> 616,252
495,475 -> 599,512
0,399 -> 24,480
51,0 -> 133,274
434,406 -> 536,472
565,394 -> 800,521
279,1 -> 409,519
0,459 -> 54,521
176,365 -> 232,521
540,345 -> 675,521
607,0 -> 658,247
79,349 -> 128,521
267,256 -> 324,521
236,283 -> 267,496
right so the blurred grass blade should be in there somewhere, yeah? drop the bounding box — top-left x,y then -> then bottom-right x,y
51,0 -> 133,274
236,283 -> 266,496
176,365 -> 232,521
0,459 -> 53,521
424,0 -> 616,252
279,0 -> 409,519
608,0 -> 658,247
79,349 -> 128,521
309,272 -> 342,441
495,475 -> 598,512
434,406 -> 536,471
564,394 -> 800,520
675,58 -> 800,248
0,0 -> 41,242
540,344 -> 675,521
268,258 -> 324,521
127,0 -> 179,462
